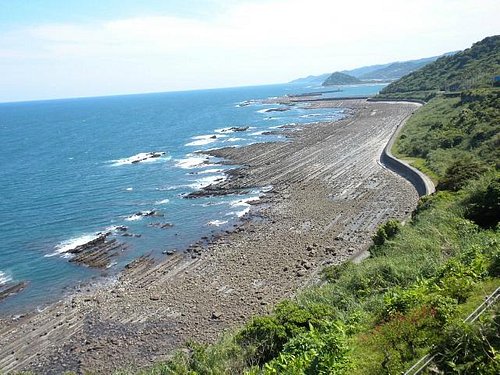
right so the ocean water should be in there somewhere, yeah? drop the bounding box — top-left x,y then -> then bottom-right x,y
0,83 -> 385,313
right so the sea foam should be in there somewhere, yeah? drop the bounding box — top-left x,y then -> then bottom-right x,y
227,196 -> 260,217
175,154 -> 211,169
197,168 -> 224,174
185,135 -> 220,147
47,233 -> 102,257
0,271 -> 12,286
207,220 -> 228,226
124,210 -> 157,221
189,174 -> 227,190
110,152 -> 170,166
155,198 -> 170,205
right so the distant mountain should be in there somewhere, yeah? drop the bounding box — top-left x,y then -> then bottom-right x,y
381,36 -> 499,94
340,63 -> 392,79
357,57 -> 440,80
322,72 -> 361,86
289,73 -> 331,85
346,53 -> 457,80
289,52 -> 456,86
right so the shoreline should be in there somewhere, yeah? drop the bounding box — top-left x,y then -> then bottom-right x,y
0,99 -> 421,374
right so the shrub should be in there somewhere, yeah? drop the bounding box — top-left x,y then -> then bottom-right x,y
237,316 -> 287,366
432,307 -> 500,374
464,174 -> 500,228
437,155 -> 487,191
371,219 -> 401,250
155,339 -> 247,375
369,306 -> 438,373
263,323 -> 351,375
488,250 -> 500,277
321,262 -> 352,283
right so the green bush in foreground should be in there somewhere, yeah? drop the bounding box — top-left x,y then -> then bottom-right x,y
464,174 -> 500,229
438,156 -> 488,192
258,323 -> 351,375
129,188 -> 499,375
371,219 -> 401,249
432,304 -> 500,374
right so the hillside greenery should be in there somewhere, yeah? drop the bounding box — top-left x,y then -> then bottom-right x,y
121,176 -> 499,375
379,35 -> 499,99
393,89 -> 499,186
114,37 -> 500,375
290,53 -> 452,85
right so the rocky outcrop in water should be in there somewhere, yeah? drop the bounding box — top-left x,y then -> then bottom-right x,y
263,107 -> 290,113
148,222 -> 174,229
130,152 -> 165,164
220,126 -> 249,132
0,281 -> 28,302
67,233 -> 128,268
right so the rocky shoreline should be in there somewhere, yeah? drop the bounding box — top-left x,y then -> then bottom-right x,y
0,99 -> 420,374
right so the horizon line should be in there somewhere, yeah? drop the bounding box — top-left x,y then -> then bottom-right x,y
0,81 -> 299,105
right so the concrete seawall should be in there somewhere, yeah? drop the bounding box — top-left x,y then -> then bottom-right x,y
380,103 -> 435,197
368,97 -> 426,105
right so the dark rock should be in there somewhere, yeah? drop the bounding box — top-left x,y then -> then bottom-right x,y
221,126 -> 249,132
148,222 -> 174,229
122,233 -> 141,238
185,188 -> 250,199
162,250 -> 176,255
0,281 -> 29,302
264,107 -> 290,113
211,311 -> 222,319
130,151 -> 166,164
325,247 -> 337,256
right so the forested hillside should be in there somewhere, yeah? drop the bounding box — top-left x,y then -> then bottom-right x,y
380,35 -> 499,99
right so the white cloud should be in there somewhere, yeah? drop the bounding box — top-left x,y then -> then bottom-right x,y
0,0 -> 498,101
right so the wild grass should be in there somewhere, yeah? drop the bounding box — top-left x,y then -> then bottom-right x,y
126,183 -> 498,374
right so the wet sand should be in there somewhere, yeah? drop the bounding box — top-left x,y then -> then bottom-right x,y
0,99 -> 420,374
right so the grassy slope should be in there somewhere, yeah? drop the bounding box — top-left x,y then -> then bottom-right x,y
380,35 -> 500,95
120,37 -> 500,374
392,89 -> 499,183
125,182 -> 499,375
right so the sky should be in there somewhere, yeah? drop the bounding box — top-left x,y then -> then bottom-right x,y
0,0 -> 498,102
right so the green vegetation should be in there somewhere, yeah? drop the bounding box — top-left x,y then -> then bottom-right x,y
290,53 -> 451,85
393,89 -> 499,189
380,35 -> 499,97
126,184 -> 499,375
322,72 -> 361,86
123,36 -> 499,374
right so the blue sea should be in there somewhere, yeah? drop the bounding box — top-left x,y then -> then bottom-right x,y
0,83 -> 385,313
